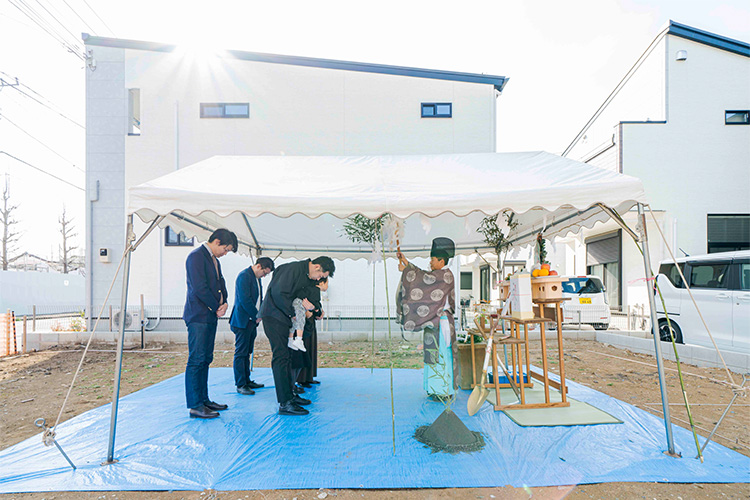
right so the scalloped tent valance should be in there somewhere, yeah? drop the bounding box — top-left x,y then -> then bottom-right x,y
128,152 -> 647,258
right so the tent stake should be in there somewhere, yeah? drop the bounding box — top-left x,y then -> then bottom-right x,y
103,216 -> 135,465
636,203 -> 678,457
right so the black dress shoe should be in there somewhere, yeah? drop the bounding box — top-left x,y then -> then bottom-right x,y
292,395 -> 311,406
204,400 -> 228,411
294,384 -> 305,393
246,380 -> 265,389
237,385 -> 255,395
279,401 -> 309,416
300,382 -> 312,388
309,379 -> 321,385
189,405 -> 219,419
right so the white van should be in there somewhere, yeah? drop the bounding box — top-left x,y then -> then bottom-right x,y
560,276 -> 611,330
655,250 -> 750,353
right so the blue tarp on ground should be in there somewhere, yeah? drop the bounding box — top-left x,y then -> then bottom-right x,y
0,367 -> 748,493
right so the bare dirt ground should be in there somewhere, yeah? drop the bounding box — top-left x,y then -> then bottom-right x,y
1,336 -> 748,499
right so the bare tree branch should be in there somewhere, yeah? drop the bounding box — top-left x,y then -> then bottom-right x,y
58,204 -> 78,274
1,176 -> 21,270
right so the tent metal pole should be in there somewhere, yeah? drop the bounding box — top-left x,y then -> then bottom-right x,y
103,215 -> 135,465
637,203 -> 677,456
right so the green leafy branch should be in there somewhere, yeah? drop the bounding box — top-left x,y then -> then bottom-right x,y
342,214 -> 390,246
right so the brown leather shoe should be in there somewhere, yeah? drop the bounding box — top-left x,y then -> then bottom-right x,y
189,405 -> 219,419
237,385 -> 255,395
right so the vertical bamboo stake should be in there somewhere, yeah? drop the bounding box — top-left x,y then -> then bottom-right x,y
380,230 -> 395,456
371,262 -> 376,373
22,315 -> 27,353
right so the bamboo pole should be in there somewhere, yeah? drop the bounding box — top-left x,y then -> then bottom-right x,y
380,230 -> 396,456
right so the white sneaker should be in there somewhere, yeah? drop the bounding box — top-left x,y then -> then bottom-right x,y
292,337 -> 306,352
288,338 -> 298,350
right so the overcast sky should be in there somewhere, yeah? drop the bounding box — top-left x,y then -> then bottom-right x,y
0,0 -> 748,258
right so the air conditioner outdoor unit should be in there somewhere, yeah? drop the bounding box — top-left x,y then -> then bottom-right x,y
113,310 -> 142,332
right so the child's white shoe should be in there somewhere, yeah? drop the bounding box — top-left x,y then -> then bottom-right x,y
292,337 -> 306,352
288,337 -> 298,350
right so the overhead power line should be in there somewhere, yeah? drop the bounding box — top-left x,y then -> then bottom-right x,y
7,0 -> 85,60
0,151 -> 84,191
0,112 -> 84,173
60,0 -> 97,34
0,71 -> 85,129
79,0 -> 115,36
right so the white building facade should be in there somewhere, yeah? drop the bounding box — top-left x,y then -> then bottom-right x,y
557,21 -> 750,311
83,35 -> 508,326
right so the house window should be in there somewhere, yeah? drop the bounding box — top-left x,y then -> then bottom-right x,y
165,227 -> 194,247
460,272 -> 473,290
200,103 -> 250,118
707,214 -> 750,253
421,102 -> 452,118
128,89 -> 141,135
725,110 -> 749,125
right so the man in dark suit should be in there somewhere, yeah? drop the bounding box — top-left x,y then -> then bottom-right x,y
260,256 -> 335,416
229,256 -> 275,395
183,228 -> 238,419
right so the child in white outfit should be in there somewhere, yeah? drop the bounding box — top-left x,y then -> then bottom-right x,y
288,298 -> 311,351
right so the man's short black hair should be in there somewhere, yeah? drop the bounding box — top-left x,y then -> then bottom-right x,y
256,256 -> 275,272
208,228 -> 238,252
431,251 -> 449,267
312,256 -> 335,277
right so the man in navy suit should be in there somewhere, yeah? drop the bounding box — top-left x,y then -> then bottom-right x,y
183,228 -> 238,419
229,256 -> 275,394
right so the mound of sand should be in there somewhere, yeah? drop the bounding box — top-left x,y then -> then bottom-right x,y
414,409 -> 485,454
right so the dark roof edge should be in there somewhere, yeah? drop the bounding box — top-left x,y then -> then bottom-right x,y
668,21 -> 750,57
81,33 -> 509,92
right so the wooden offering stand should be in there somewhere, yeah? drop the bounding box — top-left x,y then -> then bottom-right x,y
469,314 -> 530,409
499,310 -> 569,410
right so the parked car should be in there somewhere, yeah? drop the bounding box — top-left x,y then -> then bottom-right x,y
560,276 -> 610,330
655,250 -> 749,353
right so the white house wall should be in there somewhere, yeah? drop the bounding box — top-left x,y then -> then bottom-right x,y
622,36 -> 750,257
565,38 -> 666,166
559,30 -> 749,311
86,44 -> 498,314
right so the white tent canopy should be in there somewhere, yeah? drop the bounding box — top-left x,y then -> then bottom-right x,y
108,151 -> 678,463
128,152 -> 647,258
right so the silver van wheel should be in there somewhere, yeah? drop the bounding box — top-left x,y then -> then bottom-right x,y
658,319 -> 683,343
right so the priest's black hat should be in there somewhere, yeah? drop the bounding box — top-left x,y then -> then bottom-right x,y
430,237 -> 455,262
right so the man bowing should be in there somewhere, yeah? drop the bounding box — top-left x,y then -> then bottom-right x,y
230,256 -> 275,394
183,228 -> 237,419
